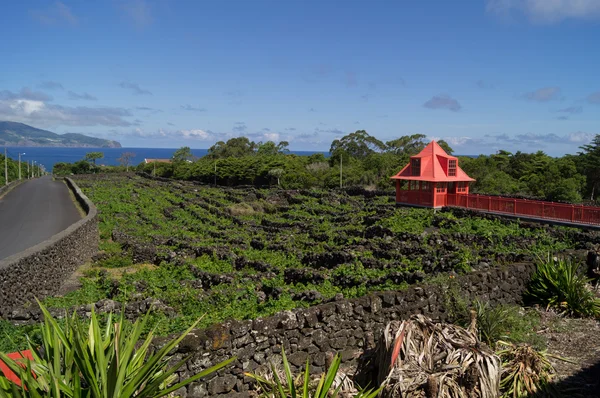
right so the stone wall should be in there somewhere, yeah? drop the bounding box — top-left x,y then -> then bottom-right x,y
0,180 -> 23,197
166,262 -> 536,397
0,178 -> 98,316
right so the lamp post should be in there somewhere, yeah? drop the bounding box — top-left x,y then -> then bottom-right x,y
18,153 -> 25,180
32,161 -> 36,179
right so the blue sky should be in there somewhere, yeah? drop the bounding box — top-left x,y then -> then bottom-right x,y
1,0 -> 599,155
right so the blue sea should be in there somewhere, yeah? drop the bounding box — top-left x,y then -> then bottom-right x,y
3,147 -> 326,171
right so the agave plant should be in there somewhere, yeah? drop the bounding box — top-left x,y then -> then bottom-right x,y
526,256 -> 600,318
245,348 -> 381,398
0,301 -> 234,397
496,341 -> 561,398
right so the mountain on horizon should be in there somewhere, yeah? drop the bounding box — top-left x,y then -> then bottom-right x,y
0,121 -> 121,148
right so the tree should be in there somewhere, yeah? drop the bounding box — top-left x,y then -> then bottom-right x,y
173,147 -> 194,163
117,152 -> 136,171
277,141 -> 290,154
208,137 -> 257,159
330,130 -> 386,160
84,152 -> 104,166
579,134 -> 600,201
268,168 -> 284,186
386,134 -> 428,156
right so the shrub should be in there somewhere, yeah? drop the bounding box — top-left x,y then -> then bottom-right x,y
472,300 -> 545,349
228,203 -> 255,216
246,348 -> 381,398
526,256 -> 600,318
0,301 -> 234,397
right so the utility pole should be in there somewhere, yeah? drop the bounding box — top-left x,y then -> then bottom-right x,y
27,160 -> 30,179
214,160 -> 217,186
18,152 -> 25,180
4,147 -> 7,186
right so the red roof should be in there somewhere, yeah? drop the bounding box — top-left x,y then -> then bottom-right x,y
391,141 -> 475,182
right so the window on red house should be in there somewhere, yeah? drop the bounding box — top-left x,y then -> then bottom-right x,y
457,182 -> 467,193
448,159 -> 457,176
436,183 -> 447,193
411,158 -> 421,176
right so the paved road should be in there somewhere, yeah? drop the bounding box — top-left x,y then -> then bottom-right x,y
0,176 -> 82,261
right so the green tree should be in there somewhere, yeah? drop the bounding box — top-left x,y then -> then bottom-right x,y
84,151 -> 104,166
172,146 -> 194,163
330,130 -> 386,160
208,137 -> 256,158
579,134 -> 600,201
268,168 -> 284,186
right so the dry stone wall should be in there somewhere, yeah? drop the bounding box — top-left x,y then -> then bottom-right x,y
0,178 -> 98,316
0,180 -> 23,197
165,262 -> 536,397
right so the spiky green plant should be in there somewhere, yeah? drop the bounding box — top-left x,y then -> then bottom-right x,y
472,299 -> 513,348
0,301 -> 234,397
526,256 -> 600,317
497,341 -> 561,398
245,348 -> 381,398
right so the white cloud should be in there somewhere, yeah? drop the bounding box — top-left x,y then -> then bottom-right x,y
568,131 -> 595,143
263,132 -> 280,142
0,88 -> 132,127
487,0 -> 600,23
119,0 -> 153,29
177,129 -> 211,140
31,1 -> 78,26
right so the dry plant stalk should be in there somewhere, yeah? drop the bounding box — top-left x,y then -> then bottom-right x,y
377,314 -> 501,398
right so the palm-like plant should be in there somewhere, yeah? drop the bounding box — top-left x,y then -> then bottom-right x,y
245,348 -> 381,398
526,256 -> 600,317
0,301 -> 234,397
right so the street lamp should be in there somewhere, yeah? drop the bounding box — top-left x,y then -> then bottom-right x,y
32,161 -> 36,179
18,153 -> 25,180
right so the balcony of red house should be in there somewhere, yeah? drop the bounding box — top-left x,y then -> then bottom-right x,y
390,140 -> 475,208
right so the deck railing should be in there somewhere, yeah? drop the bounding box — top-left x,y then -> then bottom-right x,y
446,194 -> 600,226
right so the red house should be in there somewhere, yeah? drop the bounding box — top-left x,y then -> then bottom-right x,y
391,141 -> 475,208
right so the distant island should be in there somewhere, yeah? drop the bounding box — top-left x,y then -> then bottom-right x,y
0,121 -> 121,148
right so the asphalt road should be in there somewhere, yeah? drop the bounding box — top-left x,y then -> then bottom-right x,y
0,176 -> 82,261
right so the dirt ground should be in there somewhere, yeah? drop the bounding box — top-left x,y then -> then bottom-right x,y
538,311 -> 600,397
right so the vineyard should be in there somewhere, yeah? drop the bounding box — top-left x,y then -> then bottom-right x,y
47,174 -> 591,335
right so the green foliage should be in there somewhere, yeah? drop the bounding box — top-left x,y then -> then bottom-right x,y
62,174 -> 581,335
0,321 -> 40,353
472,300 -> 545,350
579,134 -> 600,202
330,130 -> 386,160
526,256 -> 600,317
172,146 -> 194,163
0,301 -> 234,397
84,151 -> 104,166
245,348 -> 381,398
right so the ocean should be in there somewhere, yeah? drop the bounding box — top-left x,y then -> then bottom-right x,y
3,147 -> 326,171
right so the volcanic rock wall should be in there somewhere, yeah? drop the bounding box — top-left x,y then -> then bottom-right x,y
0,178 -> 98,316
169,262 -> 536,397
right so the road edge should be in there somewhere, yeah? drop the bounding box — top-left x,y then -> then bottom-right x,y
0,178 -> 99,316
